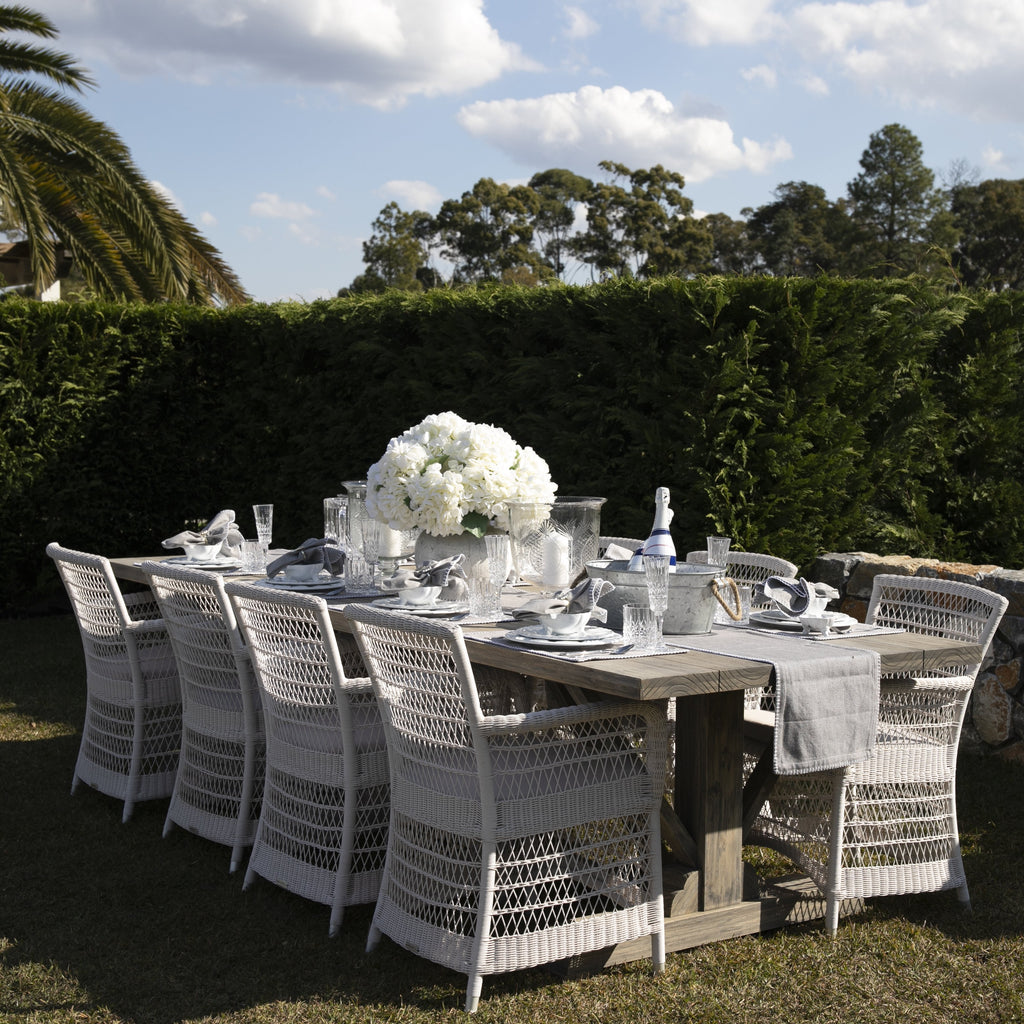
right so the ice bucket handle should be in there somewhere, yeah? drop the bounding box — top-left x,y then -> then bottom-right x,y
711,577 -> 743,621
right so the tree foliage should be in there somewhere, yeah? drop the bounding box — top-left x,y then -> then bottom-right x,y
0,4 -> 247,303
343,123 -> 1020,296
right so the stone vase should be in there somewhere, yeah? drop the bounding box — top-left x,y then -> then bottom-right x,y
414,531 -> 489,581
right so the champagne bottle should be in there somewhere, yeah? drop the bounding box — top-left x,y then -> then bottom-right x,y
628,487 -> 677,568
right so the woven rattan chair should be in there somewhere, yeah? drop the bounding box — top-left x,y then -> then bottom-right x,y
684,549 -> 799,590
46,542 -> 181,823
345,603 -> 667,1013
747,573 -> 1008,935
224,580 -> 389,936
141,561 -> 265,872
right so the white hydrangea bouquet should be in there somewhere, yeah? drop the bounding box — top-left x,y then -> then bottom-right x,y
366,411 -> 556,537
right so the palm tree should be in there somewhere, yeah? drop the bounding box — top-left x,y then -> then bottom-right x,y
0,4 -> 248,303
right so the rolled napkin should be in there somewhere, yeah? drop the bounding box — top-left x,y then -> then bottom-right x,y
162,509 -> 244,554
602,542 -> 638,562
513,577 -> 616,623
753,576 -> 840,617
266,538 -> 346,578
383,554 -> 469,601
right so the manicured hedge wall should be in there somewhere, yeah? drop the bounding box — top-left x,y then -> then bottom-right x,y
2,276 -> 1022,614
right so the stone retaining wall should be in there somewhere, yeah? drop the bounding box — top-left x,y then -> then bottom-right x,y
811,552 -> 1024,763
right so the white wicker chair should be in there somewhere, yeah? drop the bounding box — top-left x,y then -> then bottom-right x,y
141,561 -> 265,873
747,574 -> 1008,935
687,549 -> 799,717
224,580 -> 389,936
46,542 -> 181,823
344,603 -> 667,1013
684,549 -> 799,591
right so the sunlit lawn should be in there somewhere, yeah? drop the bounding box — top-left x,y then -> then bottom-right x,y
2,614 -> 1023,1023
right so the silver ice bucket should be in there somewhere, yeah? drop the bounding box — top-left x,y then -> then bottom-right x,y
585,559 -> 741,634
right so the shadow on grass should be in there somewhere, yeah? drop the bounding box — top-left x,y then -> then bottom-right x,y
0,732 -> 566,1021
0,618 -> 560,1021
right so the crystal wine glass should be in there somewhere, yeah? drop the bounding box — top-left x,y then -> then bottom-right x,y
643,554 -> 671,643
253,504 -> 273,556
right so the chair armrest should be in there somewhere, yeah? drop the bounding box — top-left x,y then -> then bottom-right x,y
124,617 -> 169,638
342,675 -> 377,697
478,699 -> 666,739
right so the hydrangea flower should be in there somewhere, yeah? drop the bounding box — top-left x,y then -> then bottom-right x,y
366,412 -> 557,536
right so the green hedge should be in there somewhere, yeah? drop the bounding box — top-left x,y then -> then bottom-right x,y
3,276 -> 1022,615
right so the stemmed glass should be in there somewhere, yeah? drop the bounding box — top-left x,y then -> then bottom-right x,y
378,526 -> 419,579
253,504 -> 273,557
361,519 -> 383,587
643,554 -> 671,643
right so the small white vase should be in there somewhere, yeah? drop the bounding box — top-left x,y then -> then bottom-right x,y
414,531 -> 489,580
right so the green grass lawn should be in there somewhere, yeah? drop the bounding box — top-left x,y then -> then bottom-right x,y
2,614 -> 1023,1023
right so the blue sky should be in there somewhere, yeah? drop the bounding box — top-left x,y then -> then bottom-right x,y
30,0 -> 1024,302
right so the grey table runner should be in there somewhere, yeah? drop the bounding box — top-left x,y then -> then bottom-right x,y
666,627 -> 881,775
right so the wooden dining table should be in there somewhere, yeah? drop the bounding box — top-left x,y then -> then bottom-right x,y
109,555 -> 984,968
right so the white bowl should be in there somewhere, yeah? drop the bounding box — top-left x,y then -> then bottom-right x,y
183,542 -> 222,561
799,612 -> 835,635
395,586 -> 442,607
283,561 -> 324,582
538,611 -> 591,636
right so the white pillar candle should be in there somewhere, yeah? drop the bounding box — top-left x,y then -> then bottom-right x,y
542,532 -> 571,586
379,525 -> 403,557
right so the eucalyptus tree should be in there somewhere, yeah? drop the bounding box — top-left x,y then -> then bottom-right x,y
744,181 -> 850,276
571,161 -> 711,280
700,212 -> 759,276
358,201 -> 431,291
951,178 -> 1024,290
0,4 -> 246,302
526,167 -> 590,278
845,123 -> 955,277
431,177 -> 547,284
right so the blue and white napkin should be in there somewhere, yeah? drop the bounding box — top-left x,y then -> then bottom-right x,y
753,576 -> 839,616
162,509 -> 243,555
266,538 -> 346,578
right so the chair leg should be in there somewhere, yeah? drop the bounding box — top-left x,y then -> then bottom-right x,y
824,775 -> 847,937
957,880 -> 972,911
242,864 -> 257,891
366,923 -> 381,953
465,975 -> 483,1014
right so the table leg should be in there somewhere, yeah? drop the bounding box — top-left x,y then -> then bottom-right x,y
673,689 -> 745,910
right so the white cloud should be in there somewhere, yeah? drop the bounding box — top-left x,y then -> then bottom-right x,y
250,192 -> 315,219
379,180 -> 444,210
799,72 -> 829,96
623,0 -> 1024,123
42,0 -> 539,108
316,186 -> 337,201
626,0 -> 782,46
741,64 -> 777,88
564,5 -> 600,39
240,225 -> 263,242
200,211 -> 218,226
150,179 -> 183,209
457,85 -> 792,182
981,145 -> 1010,173
790,0 -> 1024,120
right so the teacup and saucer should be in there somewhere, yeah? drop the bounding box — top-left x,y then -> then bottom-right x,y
394,585 -> 442,608
537,610 -> 591,638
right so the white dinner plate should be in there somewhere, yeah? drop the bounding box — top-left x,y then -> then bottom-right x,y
371,597 -> 470,616
749,610 -> 856,632
257,576 -> 343,592
165,554 -> 241,570
505,625 -> 620,649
